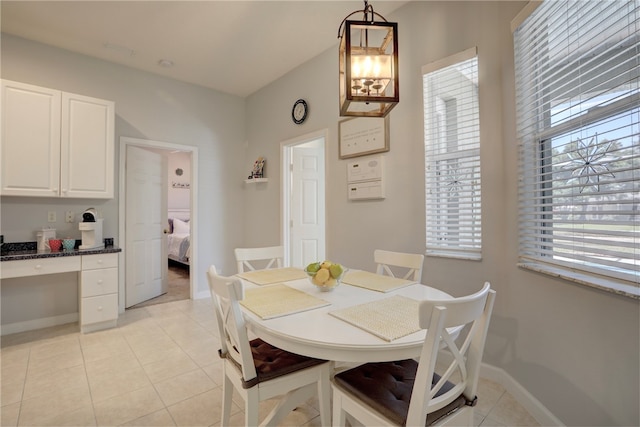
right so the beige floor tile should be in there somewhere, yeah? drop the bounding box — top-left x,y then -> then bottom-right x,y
154,368 -> 216,406
18,385 -> 93,426
201,360 -> 224,386
83,350 -> 141,376
168,387 -> 237,427
23,364 -> 89,400
80,336 -> 134,363
26,346 -> 84,377
141,349 -> 199,383
37,406 -> 97,427
121,408 -> 177,426
1,401 -> 20,427
87,364 -> 152,403
29,335 -> 80,360
179,337 -> 219,367
475,377 -> 507,416
93,385 -> 165,426
1,377 -> 25,406
487,392 -> 540,426
131,342 -> 185,366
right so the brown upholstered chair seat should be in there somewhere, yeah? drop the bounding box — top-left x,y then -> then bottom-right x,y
221,338 -> 326,388
333,359 -> 472,426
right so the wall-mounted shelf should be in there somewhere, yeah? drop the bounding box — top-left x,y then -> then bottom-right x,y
244,178 -> 268,184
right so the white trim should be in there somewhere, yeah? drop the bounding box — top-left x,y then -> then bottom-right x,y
118,136 -> 199,313
510,1 -> 543,33
421,46 -> 477,75
481,363 -> 565,427
280,128 -> 328,267
1,313 -> 78,336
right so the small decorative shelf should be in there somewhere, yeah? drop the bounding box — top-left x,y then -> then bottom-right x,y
244,178 -> 268,184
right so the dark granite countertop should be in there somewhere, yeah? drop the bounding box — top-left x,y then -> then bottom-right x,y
1,241 -> 121,261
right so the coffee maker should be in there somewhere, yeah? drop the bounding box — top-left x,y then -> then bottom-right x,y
79,208 -> 104,250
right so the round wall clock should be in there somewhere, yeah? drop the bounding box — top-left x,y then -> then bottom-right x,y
292,99 -> 308,124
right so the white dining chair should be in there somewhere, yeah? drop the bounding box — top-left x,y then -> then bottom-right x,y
331,282 -> 496,427
235,245 -> 284,273
206,265 -> 331,426
374,249 -> 425,282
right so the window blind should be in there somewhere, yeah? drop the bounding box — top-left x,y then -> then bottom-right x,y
514,0 -> 639,292
423,48 -> 481,259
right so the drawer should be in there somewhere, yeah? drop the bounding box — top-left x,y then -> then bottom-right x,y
81,293 -> 118,325
81,253 -> 118,270
1,256 -> 81,279
81,267 -> 118,297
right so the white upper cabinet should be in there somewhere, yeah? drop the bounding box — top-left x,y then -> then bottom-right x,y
1,80 -> 115,198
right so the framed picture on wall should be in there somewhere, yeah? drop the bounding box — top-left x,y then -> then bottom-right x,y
339,116 -> 389,159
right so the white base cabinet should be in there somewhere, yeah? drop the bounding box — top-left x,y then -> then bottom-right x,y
0,252 -> 120,334
80,253 -> 119,333
1,79 -> 114,198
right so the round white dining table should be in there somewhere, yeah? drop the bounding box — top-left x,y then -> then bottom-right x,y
239,274 -> 454,363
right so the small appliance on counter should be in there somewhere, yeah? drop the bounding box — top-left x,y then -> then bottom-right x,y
79,208 -> 104,250
36,227 -> 57,251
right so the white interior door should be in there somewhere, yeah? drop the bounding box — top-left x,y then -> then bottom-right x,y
125,146 -> 168,307
290,139 -> 325,267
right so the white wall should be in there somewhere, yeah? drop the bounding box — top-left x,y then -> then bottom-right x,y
168,151 -> 191,210
1,34 -> 247,324
243,2 -> 639,426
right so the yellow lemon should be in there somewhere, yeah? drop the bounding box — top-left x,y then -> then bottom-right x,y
314,268 -> 330,284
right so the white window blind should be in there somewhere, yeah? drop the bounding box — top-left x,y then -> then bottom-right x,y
514,0 -> 639,295
423,48 -> 481,259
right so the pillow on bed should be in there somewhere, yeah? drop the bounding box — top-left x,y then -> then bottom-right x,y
173,218 -> 190,234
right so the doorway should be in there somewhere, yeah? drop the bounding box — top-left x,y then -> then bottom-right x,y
118,137 -> 198,312
281,130 -> 327,267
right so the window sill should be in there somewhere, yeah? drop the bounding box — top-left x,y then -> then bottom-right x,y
426,251 -> 482,261
518,262 -> 639,300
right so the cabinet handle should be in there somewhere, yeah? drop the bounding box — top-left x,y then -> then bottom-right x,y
35,264 -> 42,270
98,260 -> 103,264
97,279 -> 103,284
98,306 -> 103,311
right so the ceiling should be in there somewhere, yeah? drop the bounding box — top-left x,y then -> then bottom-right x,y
1,1 -> 408,98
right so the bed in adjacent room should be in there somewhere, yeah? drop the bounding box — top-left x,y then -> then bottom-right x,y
167,209 -> 191,267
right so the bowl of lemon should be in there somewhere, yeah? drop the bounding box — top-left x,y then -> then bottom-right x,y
304,261 -> 347,292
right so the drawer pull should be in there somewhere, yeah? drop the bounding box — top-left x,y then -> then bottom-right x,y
97,260 -> 103,264
98,306 -> 103,311
97,279 -> 103,284
35,264 -> 42,270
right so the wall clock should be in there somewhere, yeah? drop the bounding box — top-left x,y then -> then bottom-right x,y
292,99 -> 308,124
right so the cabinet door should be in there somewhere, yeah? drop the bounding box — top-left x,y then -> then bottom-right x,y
1,80 -> 61,196
61,93 -> 114,198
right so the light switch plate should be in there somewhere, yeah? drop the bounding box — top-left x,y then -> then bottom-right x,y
47,211 -> 56,222
65,211 -> 75,223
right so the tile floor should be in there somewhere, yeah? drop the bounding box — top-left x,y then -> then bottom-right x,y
1,299 -> 540,426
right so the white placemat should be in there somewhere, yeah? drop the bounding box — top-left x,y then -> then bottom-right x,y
342,270 -> 416,293
329,295 -> 420,341
240,283 -> 330,320
237,267 -> 308,285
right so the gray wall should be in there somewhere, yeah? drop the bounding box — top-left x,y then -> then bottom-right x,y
1,34 -> 247,323
243,2 -> 639,426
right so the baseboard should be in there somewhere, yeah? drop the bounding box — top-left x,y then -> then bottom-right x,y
481,363 -> 565,426
194,290 -> 210,300
1,313 -> 78,336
